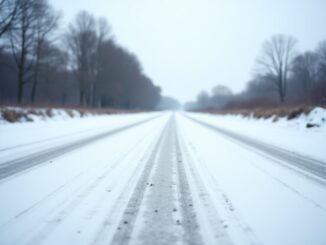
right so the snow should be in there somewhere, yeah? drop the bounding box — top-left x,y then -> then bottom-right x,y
0,113 -> 170,245
0,107 -> 125,125
0,107 -> 81,124
302,107 -> 326,127
177,112 -> 326,245
0,110 -> 325,245
185,107 -> 326,161
0,112 -> 160,150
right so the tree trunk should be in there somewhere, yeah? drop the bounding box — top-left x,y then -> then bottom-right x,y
31,61 -> 39,103
79,90 -> 84,106
31,41 -> 42,104
17,68 -> 24,104
17,50 -> 25,104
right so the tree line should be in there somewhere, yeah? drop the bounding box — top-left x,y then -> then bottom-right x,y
186,34 -> 326,110
0,0 -> 161,109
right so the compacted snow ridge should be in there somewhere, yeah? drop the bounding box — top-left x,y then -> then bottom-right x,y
0,111 -> 325,245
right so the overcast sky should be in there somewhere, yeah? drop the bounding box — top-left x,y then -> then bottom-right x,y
50,0 -> 326,103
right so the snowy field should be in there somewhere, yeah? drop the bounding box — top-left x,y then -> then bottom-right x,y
0,110 -> 325,245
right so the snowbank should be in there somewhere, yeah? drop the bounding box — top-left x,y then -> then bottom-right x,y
241,107 -> 326,129
0,107 -> 135,124
187,107 -> 326,161
195,107 -> 326,131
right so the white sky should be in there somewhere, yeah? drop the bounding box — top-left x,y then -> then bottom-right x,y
50,0 -> 326,103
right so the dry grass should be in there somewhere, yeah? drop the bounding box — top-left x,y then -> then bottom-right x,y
0,106 -> 148,123
194,106 -> 324,121
2,109 -> 26,123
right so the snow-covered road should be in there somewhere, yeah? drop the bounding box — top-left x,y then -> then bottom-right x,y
0,112 -> 326,245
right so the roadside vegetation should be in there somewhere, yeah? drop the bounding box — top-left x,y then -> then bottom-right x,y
0,105 -> 146,123
194,106 -> 319,120
185,35 -> 326,114
0,0 -> 161,110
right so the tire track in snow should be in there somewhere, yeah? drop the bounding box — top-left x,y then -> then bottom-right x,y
173,122 -> 203,245
0,122 -> 122,152
183,114 -> 326,184
109,118 -> 171,245
176,118 -> 262,245
110,115 -> 204,245
90,128 -> 164,245
133,119 -> 181,245
173,128 -> 232,245
0,115 -> 160,181
2,120 -> 165,245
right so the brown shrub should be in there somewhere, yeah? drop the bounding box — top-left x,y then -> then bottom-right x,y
195,106 -> 318,121
2,109 -> 25,123
0,106 -> 147,123
66,110 -> 74,118
45,109 -> 53,118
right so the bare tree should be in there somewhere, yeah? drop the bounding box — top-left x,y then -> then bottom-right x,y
66,11 -> 97,106
30,2 -> 60,103
210,85 -> 232,108
317,41 -> 326,80
1,8 -> 161,109
292,51 -> 319,103
196,91 -> 210,108
33,42 -> 72,104
6,0 -> 42,103
91,17 -> 111,106
257,34 -> 297,103
0,0 -> 19,38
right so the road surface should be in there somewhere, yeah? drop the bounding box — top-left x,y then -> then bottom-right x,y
0,112 -> 326,245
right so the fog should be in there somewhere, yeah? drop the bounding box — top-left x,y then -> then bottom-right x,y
50,0 -> 326,103
1,0 -> 325,109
